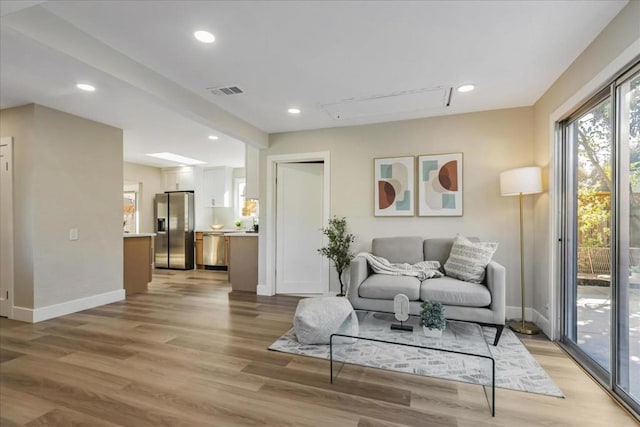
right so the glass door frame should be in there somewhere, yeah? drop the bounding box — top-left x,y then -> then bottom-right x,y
613,62 -> 640,415
559,59 -> 640,418
559,85 -> 613,386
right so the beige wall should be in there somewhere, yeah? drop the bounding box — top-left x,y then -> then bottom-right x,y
0,105 -> 36,307
123,162 -> 162,233
262,107 -> 535,305
532,1 -> 640,328
0,104 -> 123,310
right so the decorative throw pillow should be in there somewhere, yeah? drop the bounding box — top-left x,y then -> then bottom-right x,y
444,235 -> 498,284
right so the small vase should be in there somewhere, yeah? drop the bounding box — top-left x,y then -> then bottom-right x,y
423,326 -> 443,338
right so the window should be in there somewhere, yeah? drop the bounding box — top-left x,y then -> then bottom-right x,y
235,178 -> 246,219
123,191 -> 138,234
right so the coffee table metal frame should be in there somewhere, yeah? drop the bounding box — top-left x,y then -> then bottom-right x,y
329,314 -> 496,416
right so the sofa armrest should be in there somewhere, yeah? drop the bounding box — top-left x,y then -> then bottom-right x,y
347,257 -> 369,299
486,260 -> 506,325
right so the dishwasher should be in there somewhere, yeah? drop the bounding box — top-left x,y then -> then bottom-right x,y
203,233 -> 228,270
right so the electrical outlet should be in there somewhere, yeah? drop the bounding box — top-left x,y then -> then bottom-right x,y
69,228 -> 79,241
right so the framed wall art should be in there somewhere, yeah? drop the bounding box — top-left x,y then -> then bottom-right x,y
374,156 -> 414,216
417,153 -> 463,216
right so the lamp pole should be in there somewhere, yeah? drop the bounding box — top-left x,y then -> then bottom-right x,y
509,191 -> 539,335
500,165 -> 543,335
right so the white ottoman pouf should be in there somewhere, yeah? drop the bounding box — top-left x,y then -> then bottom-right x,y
293,297 -> 359,345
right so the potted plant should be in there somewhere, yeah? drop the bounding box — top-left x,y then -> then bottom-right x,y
235,219 -> 243,229
317,216 -> 355,297
420,300 -> 446,338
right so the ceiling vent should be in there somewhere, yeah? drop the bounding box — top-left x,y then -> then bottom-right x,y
321,86 -> 452,120
207,85 -> 244,96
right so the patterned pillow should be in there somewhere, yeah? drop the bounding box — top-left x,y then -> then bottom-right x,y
444,235 -> 498,283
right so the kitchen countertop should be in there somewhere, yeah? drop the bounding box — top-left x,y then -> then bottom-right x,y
196,229 -> 241,233
124,233 -> 156,238
225,232 -> 259,237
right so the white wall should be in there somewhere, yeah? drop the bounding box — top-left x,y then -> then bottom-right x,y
123,162 -> 162,233
532,0 -> 640,335
261,107 -> 535,302
0,104 -> 124,317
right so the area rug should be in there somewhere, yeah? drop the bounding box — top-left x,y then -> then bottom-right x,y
269,312 -> 564,398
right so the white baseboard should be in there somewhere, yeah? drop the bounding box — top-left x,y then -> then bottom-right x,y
533,309 -> 551,338
506,305 -> 534,322
11,306 -> 34,323
256,283 -> 272,296
506,305 -> 551,338
12,289 -> 125,323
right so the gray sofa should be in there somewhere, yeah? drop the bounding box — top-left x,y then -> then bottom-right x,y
348,236 -> 506,345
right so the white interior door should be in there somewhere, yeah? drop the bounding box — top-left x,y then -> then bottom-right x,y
0,137 -> 14,317
276,162 -> 326,294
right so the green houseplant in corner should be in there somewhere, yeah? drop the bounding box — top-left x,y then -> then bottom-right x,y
420,300 -> 446,338
317,216 -> 355,297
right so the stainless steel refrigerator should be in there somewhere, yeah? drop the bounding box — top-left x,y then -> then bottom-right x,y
154,192 -> 195,270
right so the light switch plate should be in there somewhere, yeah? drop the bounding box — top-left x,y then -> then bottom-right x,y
69,228 -> 79,241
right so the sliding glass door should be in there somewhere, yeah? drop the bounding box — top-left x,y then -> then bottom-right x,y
561,61 -> 639,414
617,67 -> 640,404
564,95 -> 612,373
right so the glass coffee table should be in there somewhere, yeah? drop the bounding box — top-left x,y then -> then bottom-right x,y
330,310 -> 495,416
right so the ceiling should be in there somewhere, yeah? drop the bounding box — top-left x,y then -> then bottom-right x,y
0,0 -> 629,168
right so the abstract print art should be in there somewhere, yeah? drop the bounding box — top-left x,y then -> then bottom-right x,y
418,153 -> 463,216
374,156 -> 414,216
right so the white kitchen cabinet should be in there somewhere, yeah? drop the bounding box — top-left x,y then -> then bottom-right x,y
162,167 -> 195,191
203,166 -> 232,207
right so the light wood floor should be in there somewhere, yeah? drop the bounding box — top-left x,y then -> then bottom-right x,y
0,269 -> 637,426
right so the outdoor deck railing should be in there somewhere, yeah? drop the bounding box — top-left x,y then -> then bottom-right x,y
578,246 -> 640,275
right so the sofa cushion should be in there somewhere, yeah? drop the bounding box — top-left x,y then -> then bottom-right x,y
359,274 -> 421,301
372,236 -> 424,264
443,235 -> 498,283
423,238 -> 455,266
423,237 -> 480,267
420,276 -> 491,307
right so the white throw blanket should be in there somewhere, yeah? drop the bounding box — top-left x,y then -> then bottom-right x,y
356,252 -> 444,280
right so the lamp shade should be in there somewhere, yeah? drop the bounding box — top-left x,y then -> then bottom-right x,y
500,166 -> 542,196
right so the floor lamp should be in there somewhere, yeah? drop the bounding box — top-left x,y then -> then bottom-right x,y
499,166 -> 543,335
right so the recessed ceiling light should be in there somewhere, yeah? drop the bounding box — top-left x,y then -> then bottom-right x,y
208,135 -> 219,140
288,108 -> 301,114
147,152 -> 206,165
194,30 -> 215,43
76,83 -> 96,92
457,84 -> 475,93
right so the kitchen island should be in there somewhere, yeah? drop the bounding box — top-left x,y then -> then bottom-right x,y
123,233 -> 155,295
226,232 -> 258,292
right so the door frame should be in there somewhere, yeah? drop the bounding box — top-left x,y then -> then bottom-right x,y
558,88 -> 614,385
261,151 -> 331,296
0,137 -> 14,318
